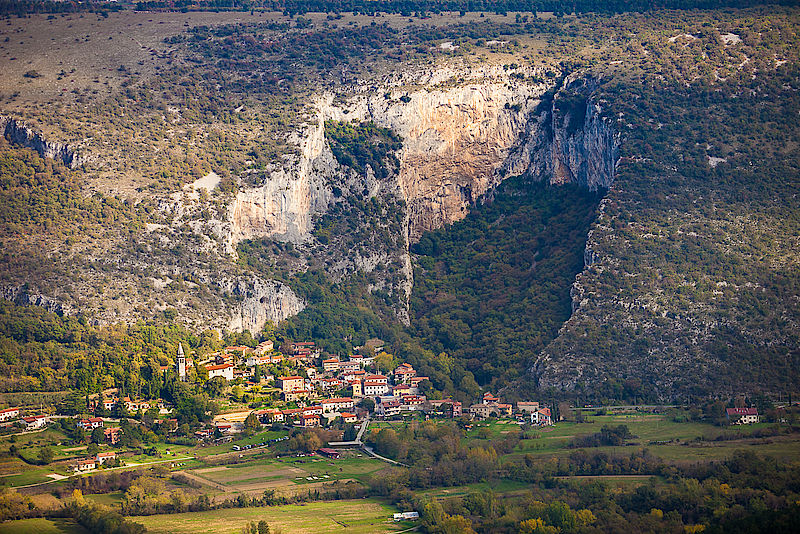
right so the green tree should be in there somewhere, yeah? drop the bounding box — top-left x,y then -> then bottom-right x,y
91,427 -> 105,444
38,446 -> 54,464
244,412 -> 261,435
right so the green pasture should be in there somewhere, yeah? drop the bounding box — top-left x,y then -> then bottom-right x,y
0,518 -> 87,534
133,499 -> 410,534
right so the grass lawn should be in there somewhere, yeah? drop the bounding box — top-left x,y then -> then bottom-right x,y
193,429 -> 289,457
477,414 -> 800,463
0,518 -> 88,534
187,455 -> 387,490
85,491 -> 124,507
288,456 -> 386,482
133,499 -> 411,534
0,461 -> 55,487
0,428 -> 67,450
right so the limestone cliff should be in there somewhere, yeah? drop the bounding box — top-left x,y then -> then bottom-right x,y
1,66 -> 620,336
361,78 -> 544,241
2,285 -> 71,316
226,114 -> 336,247
503,76 -> 620,191
220,277 -> 305,333
223,66 -> 548,250
1,116 -> 85,169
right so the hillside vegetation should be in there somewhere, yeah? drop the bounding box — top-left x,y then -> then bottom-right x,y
410,178 -> 601,389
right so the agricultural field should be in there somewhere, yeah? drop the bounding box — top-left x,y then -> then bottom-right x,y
133,499 -> 411,534
182,452 -> 388,497
0,518 -> 87,534
463,411 -> 800,462
0,425 -> 291,489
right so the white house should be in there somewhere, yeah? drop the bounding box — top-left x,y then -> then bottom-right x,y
531,407 -> 553,425
0,408 -> 19,422
96,451 -> 116,465
321,397 -> 354,415
74,459 -> 96,472
77,417 -> 104,430
206,364 -> 234,381
726,407 -> 759,424
323,358 -> 341,373
22,415 -> 48,431
364,381 -> 389,397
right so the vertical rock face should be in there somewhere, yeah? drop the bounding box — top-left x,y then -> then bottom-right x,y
216,70 -> 620,329
227,113 -> 335,246
215,68 -> 550,327
363,81 -> 543,241
503,76 -> 620,191
219,277 -> 305,334
535,99 -> 619,191
224,69 -> 547,249
1,116 -> 85,169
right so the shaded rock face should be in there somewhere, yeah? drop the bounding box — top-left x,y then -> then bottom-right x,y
220,277 -> 305,333
503,76 -> 620,191
1,117 -> 85,169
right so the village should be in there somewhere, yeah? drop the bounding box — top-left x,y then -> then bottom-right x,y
0,338 -> 560,474
0,338 -> 765,478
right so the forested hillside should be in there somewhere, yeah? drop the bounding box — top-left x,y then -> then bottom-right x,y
410,178 -> 601,390
534,9 -> 800,400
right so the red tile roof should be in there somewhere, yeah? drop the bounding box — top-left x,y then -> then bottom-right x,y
726,407 -> 758,416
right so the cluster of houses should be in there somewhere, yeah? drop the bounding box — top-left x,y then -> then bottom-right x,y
198,340 -> 311,383
269,357 -> 445,422
75,417 -> 127,444
257,397 -> 358,428
87,389 -> 172,415
0,407 -> 50,432
181,341 -> 560,432
469,393 -> 553,425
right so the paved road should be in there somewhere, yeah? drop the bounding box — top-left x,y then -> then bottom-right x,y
362,445 -> 408,467
328,415 -> 371,447
355,415 -> 370,442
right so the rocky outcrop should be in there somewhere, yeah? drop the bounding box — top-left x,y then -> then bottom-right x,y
2,285 -> 71,316
503,76 -> 620,191
1,116 -> 85,169
361,80 -> 543,241
218,277 -> 305,333
226,114 -> 336,247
